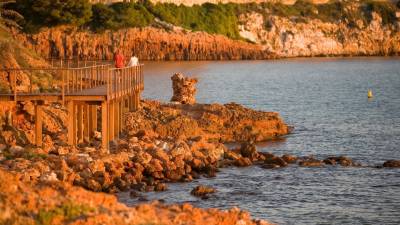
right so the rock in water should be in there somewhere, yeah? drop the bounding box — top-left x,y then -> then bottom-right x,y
382,160 -> 400,168
191,185 -> 216,197
171,73 -> 198,104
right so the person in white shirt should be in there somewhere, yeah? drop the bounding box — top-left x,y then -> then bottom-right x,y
127,55 -> 139,66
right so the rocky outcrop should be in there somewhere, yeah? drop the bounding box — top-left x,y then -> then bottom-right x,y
125,100 -> 289,142
0,168 -> 271,225
171,73 -> 198,104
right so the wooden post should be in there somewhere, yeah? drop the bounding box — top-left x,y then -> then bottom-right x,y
115,100 -> 120,139
34,104 -> 43,147
77,104 -> 83,144
134,91 -> 140,110
101,101 -> 108,149
67,101 -> 75,146
109,100 -> 115,141
89,105 -> 97,137
84,104 -> 90,143
119,100 -> 124,132
132,91 -> 136,111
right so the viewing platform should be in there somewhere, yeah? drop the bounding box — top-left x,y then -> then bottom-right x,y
0,62 -> 144,149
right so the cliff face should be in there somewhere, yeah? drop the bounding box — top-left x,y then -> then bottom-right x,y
14,9 -> 400,60
15,27 -> 271,60
239,12 -> 400,57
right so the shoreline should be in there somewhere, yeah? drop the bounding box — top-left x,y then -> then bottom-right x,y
0,99 -> 290,224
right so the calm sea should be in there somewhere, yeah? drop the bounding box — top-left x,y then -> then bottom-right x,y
119,57 -> 400,225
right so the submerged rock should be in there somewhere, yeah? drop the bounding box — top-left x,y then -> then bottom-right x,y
263,155 -> 287,169
323,156 -> 359,167
282,154 -> 298,164
298,157 -> 324,167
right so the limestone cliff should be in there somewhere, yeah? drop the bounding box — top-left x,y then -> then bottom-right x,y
239,11 -> 400,57
14,27 -> 272,61
14,9 -> 400,61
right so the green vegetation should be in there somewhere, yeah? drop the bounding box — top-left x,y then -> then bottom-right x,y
15,0 -> 92,32
11,0 -> 400,37
2,148 -> 48,160
147,2 -> 240,38
90,2 -> 154,31
36,203 -> 94,225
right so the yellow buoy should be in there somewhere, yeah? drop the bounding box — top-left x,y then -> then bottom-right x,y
368,89 -> 373,98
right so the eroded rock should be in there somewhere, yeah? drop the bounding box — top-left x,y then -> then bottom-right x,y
171,73 -> 198,104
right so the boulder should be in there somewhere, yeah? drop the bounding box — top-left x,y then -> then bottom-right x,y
298,158 -> 323,167
240,142 -> 259,161
282,154 -> 298,164
264,156 -> 287,168
323,156 -> 357,166
0,144 -> 6,152
55,146 -> 70,156
191,185 -> 216,197
382,160 -> 400,168
234,157 -> 252,167
154,183 -> 168,192
39,172 -> 58,182
224,150 -> 241,161
9,145 -> 24,155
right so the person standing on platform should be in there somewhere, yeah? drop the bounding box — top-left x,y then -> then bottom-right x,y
127,55 -> 139,67
114,50 -> 125,68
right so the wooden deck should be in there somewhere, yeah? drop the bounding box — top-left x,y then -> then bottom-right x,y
0,64 -> 144,149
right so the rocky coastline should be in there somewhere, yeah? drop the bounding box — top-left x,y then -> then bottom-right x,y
1,77 -> 400,224
0,87 -> 290,224
2,14 -> 400,223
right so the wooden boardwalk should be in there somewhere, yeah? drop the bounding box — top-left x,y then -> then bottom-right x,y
0,64 -> 144,149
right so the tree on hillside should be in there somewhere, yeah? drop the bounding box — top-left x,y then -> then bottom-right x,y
0,0 -> 23,28
16,0 -> 92,31
91,3 -> 116,31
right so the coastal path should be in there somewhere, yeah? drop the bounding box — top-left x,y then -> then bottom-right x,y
0,63 -> 144,149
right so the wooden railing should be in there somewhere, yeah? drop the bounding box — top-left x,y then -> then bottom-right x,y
0,64 -> 144,102
48,58 -> 110,68
62,64 -> 111,94
108,64 -> 144,100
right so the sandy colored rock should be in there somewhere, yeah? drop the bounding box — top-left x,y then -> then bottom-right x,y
171,73 -> 198,104
191,185 -> 216,197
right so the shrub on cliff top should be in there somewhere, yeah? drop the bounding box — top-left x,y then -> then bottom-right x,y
90,2 -> 154,31
148,2 -> 240,39
15,0 -> 92,32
